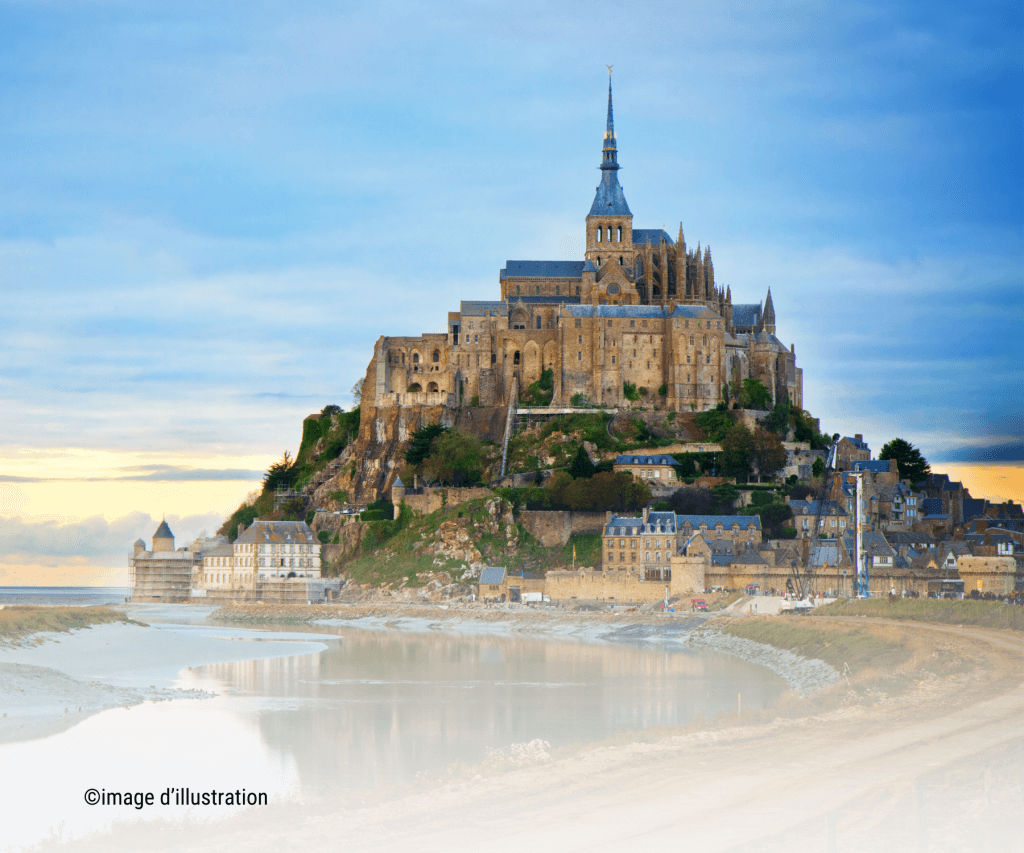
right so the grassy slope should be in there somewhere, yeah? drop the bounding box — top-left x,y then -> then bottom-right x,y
813,597 -> 1024,633
0,606 -> 136,641
335,499 -> 604,587
719,618 -> 912,674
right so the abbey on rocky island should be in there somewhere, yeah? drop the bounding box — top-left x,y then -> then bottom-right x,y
364,76 -> 802,415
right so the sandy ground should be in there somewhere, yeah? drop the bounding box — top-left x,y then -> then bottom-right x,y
0,619 -> 332,745
17,614 -> 1024,853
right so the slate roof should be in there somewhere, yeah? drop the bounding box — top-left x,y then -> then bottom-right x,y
460,301 -> 506,316
732,542 -> 767,565
153,520 -> 174,539
514,296 -> 581,304
615,455 -> 677,466
204,542 -> 233,558
604,511 -> 678,535
788,499 -> 846,516
235,520 -> 317,546
501,261 -> 586,279
479,566 -> 506,585
861,531 -> 896,558
676,514 -> 762,530
809,541 -> 841,568
731,304 -> 762,328
564,303 -> 715,320
962,498 -> 987,520
589,170 -> 631,216
852,460 -> 894,474
632,228 -> 673,245
843,436 -> 869,450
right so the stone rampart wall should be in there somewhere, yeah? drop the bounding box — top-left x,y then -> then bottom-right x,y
519,511 -> 608,547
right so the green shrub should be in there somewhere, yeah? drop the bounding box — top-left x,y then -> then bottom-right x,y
317,530 -> 331,544
469,395 -> 480,407
305,509 -> 316,525
657,384 -> 667,396
330,489 -> 348,504
623,381 -> 640,401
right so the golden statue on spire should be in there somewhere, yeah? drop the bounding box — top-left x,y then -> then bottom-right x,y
606,64 -> 613,76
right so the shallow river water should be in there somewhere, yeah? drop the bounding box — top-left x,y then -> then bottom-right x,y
1,619 -> 786,849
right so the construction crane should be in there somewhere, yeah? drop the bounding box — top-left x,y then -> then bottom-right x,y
790,434 -> 840,599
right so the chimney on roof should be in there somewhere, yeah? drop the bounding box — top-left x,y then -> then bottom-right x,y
237,523 -> 245,539
643,506 -> 650,523
855,434 -> 863,441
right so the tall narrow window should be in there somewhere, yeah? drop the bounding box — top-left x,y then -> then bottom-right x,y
616,225 -> 622,242
536,316 -> 542,329
606,226 -> 612,241
597,227 -> 603,243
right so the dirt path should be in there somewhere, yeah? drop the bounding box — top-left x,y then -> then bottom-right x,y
43,617 -> 1024,853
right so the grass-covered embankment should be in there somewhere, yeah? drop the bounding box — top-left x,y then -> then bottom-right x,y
0,606 -> 136,642
719,619 -> 912,675
813,597 -> 1024,632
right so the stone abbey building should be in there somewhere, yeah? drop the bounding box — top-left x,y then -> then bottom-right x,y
365,79 -> 802,415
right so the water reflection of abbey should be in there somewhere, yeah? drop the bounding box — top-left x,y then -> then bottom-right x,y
193,631 -> 783,791
366,76 -> 802,414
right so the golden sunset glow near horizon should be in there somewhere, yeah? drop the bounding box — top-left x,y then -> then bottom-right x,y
2,447 -> 1021,588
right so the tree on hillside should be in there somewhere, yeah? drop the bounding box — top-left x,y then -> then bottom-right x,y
759,393 -> 791,436
546,470 -> 650,512
695,406 -> 735,442
880,438 -> 931,485
711,483 -> 740,513
667,486 -> 715,516
720,424 -> 754,480
568,445 -> 597,479
751,426 -> 787,481
421,430 -> 484,487
404,423 -> 448,466
812,457 -> 825,478
263,450 -> 295,491
350,378 -> 364,410
741,378 -> 773,410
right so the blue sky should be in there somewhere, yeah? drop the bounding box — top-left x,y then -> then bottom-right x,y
0,0 -> 1021,578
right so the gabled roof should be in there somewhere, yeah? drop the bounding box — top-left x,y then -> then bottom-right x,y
731,304 -> 762,328
842,436 -> 869,450
479,566 -> 506,585
852,460 -> 893,474
235,520 -> 317,545
501,261 -> 586,279
632,228 -> 673,245
460,301 -> 506,316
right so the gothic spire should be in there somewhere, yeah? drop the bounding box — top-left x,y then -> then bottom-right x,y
589,69 -> 631,216
763,287 -> 776,334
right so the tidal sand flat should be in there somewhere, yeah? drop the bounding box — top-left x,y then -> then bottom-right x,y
0,615 -> 331,744
23,615 -> 1023,853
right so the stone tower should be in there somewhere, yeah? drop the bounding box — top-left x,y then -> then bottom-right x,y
762,288 -> 776,334
584,72 -> 634,276
152,519 -> 174,553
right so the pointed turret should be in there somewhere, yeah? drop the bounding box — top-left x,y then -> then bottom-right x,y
763,287 -> 776,334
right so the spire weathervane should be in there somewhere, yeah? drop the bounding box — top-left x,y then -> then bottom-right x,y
606,64 -> 613,76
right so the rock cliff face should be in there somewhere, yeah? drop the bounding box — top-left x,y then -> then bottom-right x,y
312,356 -> 460,505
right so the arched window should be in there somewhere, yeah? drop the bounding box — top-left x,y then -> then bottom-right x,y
606,226 -> 612,241
412,352 -> 420,363
555,285 -> 560,296
616,225 -> 622,242
432,350 -> 440,363
618,256 -> 623,265
596,227 -> 603,243
513,351 -> 521,365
